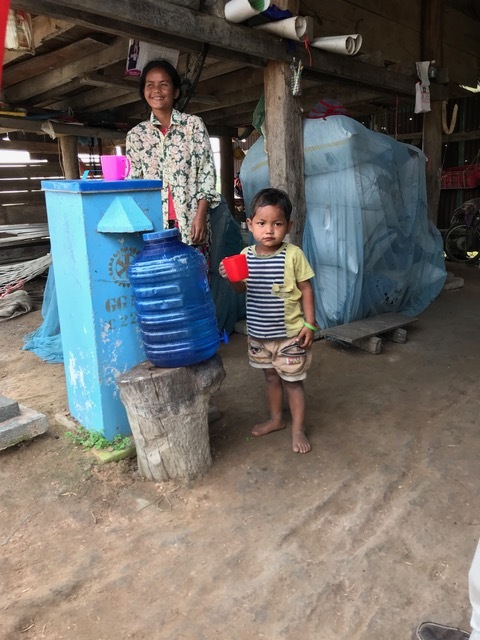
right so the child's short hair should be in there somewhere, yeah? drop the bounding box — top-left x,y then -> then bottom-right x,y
250,188 -> 292,222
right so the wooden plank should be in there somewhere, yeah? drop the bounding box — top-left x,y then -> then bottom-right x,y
52,86 -> 131,112
0,139 -> 59,155
3,38 -> 109,87
0,244 -> 50,266
444,5 -> 480,61
79,72 -> 140,91
5,37 -> 127,103
191,83 -> 263,114
25,79 -> 84,108
202,102 -> 257,122
0,164 -> 63,179
0,222 -> 49,234
10,0 -> 449,101
0,205 -> 47,225
0,191 -> 45,205
3,16 -> 74,65
197,68 -> 264,95
302,0 -> 421,64
320,313 -> 418,343
443,45 -> 480,88
0,232 -> 49,248
0,116 -> 126,142
199,60 -> 246,81
304,0 -> 421,30
0,179 -> 54,191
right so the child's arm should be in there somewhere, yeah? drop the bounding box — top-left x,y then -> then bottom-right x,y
296,279 -> 316,348
219,262 -> 247,293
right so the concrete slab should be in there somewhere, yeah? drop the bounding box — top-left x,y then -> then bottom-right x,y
0,404 -> 48,450
0,395 -> 20,422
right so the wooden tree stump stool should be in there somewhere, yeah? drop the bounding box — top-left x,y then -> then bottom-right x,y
117,355 -> 225,483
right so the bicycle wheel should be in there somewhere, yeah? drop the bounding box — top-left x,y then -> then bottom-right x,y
444,224 -> 480,263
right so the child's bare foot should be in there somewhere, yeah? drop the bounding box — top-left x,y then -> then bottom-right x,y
292,430 -> 311,454
252,419 -> 285,437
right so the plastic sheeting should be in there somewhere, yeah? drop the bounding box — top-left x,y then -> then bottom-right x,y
240,115 -> 447,328
22,266 -> 63,363
209,198 -> 246,334
23,199 -> 245,363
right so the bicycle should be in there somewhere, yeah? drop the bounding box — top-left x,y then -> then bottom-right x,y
443,198 -> 480,264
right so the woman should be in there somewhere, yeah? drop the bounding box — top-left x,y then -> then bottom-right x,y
126,59 -> 220,257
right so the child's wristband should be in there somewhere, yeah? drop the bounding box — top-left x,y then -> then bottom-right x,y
303,321 -> 318,331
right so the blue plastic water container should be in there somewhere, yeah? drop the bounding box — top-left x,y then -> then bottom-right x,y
128,228 -> 220,367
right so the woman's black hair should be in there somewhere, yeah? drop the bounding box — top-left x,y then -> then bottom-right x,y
250,188 -> 293,222
139,59 -> 182,105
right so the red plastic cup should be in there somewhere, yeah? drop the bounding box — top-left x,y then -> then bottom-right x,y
222,254 -> 249,282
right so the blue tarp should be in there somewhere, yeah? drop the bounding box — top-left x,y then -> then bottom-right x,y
240,115 -> 447,328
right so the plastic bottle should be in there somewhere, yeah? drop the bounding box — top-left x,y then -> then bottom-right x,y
128,229 -> 220,367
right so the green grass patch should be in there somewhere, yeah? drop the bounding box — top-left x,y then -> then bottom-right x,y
65,426 -> 131,451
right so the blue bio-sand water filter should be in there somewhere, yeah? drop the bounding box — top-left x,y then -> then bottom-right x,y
128,228 -> 220,367
41,178 -> 163,440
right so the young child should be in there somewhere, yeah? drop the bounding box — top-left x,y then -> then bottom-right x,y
219,187 -> 317,454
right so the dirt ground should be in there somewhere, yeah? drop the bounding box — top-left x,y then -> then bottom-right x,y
1,262 -> 479,640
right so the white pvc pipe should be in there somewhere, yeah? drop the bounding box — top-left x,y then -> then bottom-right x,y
254,16 -> 309,42
311,34 -> 363,56
224,0 -> 270,23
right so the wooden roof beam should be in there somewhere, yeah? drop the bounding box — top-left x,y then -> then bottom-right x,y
3,15 -> 74,65
0,115 -> 126,141
11,0 -> 449,100
5,37 -> 128,104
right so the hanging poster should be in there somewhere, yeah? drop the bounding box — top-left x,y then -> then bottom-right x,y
125,40 -> 179,77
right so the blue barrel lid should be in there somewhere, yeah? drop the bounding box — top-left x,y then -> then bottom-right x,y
143,228 -> 179,241
41,178 -> 162,193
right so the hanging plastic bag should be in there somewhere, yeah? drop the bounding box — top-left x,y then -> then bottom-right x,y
415,82 -> 431,114
414,61 -> 431,114
5,9 -> 34,54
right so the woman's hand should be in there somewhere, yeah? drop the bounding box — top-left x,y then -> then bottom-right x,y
190,214 -> 207,244
190,200 -> 208,245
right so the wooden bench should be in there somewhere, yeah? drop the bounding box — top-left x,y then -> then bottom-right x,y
320,312 -> 418,354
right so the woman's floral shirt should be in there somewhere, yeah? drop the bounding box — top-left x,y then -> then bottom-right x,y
126,109 -> 220,246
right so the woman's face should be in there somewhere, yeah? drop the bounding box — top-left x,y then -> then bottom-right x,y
144,67 -> 180,113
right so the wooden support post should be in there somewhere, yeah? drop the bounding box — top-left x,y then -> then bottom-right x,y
58,135 -> 80,179
117,355 -> 225,483
264,60 -> 305,247
219,134 -> 235,215
421,0 -> 443,225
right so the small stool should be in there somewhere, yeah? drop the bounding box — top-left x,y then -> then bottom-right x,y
117,355 -> 225,483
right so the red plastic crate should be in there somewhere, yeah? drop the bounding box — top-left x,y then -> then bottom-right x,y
441,164 -> 480,190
